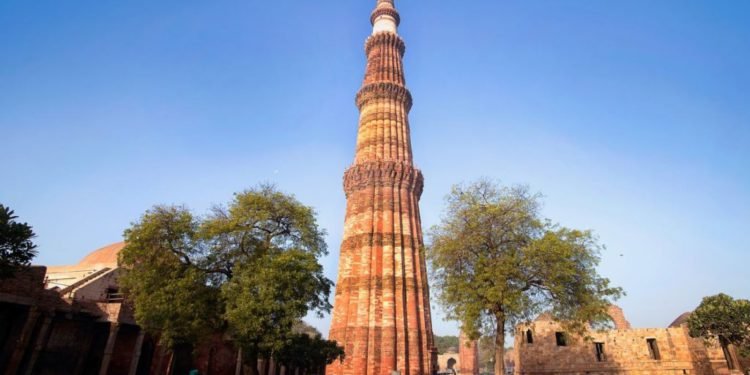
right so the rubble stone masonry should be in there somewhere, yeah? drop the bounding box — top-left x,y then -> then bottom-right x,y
513,309 -> 745,375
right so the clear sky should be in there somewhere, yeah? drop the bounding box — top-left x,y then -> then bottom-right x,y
2,0 -> 748,338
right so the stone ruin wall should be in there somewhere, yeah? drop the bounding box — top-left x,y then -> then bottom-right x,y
0,265 -> 326,375
607,305 -> 632,330
513,316 -> 741,375
459,331 -> 480,375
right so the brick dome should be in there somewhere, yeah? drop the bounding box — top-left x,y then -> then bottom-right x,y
78,242 -> 125,267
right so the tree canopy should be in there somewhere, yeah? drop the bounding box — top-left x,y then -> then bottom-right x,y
274,322 -> 346,374
688,293 -> 750,356
434,335 -> 459,354
118,185 -> 340,372
0,204 -> 38,279
427,179 -> 622,375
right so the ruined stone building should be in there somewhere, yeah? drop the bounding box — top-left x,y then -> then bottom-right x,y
0,242 -> 239,375
457,332 -> 479,375
326,1 -> 437,374
435,333 -> 479,375
0,242 -> 144,375
512,306 -> 748,375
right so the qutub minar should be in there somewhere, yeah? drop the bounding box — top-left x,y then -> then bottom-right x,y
327,1 -> 438,374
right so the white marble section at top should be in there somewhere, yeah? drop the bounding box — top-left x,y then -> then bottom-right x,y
372,15 -> 397,34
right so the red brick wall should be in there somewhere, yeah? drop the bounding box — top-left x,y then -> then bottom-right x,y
36,316 -> 93,374
459,332 -> 479,375
108,324 -> 140,375
0,266 -> 46,297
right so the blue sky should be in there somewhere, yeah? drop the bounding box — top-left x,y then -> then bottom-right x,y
1,0 -> 748,338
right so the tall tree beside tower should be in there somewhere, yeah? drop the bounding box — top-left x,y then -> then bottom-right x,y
118,185 -> 341,374
327,1 -> 438,374
427,180 -> 623,375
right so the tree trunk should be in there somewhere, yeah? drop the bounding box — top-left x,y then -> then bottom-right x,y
206,347 -> 213,375
165,351 -> 175,375
247,352 -> 260,375
494,315 -> 506,375
235,348 -> 243,375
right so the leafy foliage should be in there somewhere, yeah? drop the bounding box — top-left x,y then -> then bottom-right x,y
434,335 -> 459,354
688,293 -> 750,355
118,206 -> 220,347
0,204 -> 38,279
427,179 -> 623,375
275,325 -> 346,373
118,185 -> 341,367
222,249 -> 332,357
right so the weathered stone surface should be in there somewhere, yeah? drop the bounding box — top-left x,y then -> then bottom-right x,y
513,307 -> 747,375
343,160 -> 423,198
327,1 -> 437,374
607,305 -> 632,330
0,247 -> 253,375
458,331 -> 479,375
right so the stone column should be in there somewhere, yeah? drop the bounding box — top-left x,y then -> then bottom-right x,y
23,313 -> 54,375
128,328 -> 146,375
458,331 -> 479,375
73,320 -> 97,375
149,344 -> 164,375
728,344 -> 742,373
4,307 -> 40,375
234,348 -> 243,375
430,347 -> 439,375
98,323 -> 120,375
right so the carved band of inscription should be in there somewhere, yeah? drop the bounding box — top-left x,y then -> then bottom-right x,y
343,160 -> 423,199
365,32 -> 405,56
370,8 -> 401,27
341,233 -> 420,253
334,275 -> 420,297
356,82 -> 412,112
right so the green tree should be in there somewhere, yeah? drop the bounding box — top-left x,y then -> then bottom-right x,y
274,322 -> 346,374
433,335 -> 459,354
118,206 -> 220,348
118,185 -> 341,374
427,179 -> 622,375
477,336 -> 496,373
688,293 -> 750,359
0,204 -> 38,279
222,249 -> 332,368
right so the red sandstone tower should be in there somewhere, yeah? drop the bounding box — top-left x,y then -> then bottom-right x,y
327,1 -> 437,374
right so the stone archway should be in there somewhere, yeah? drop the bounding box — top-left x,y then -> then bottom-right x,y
447,357 -> 457,370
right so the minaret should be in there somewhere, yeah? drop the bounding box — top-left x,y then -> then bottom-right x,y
328,1 -> 437,374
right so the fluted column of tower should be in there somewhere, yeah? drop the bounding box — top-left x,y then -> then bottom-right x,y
328,1 -> 437,375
